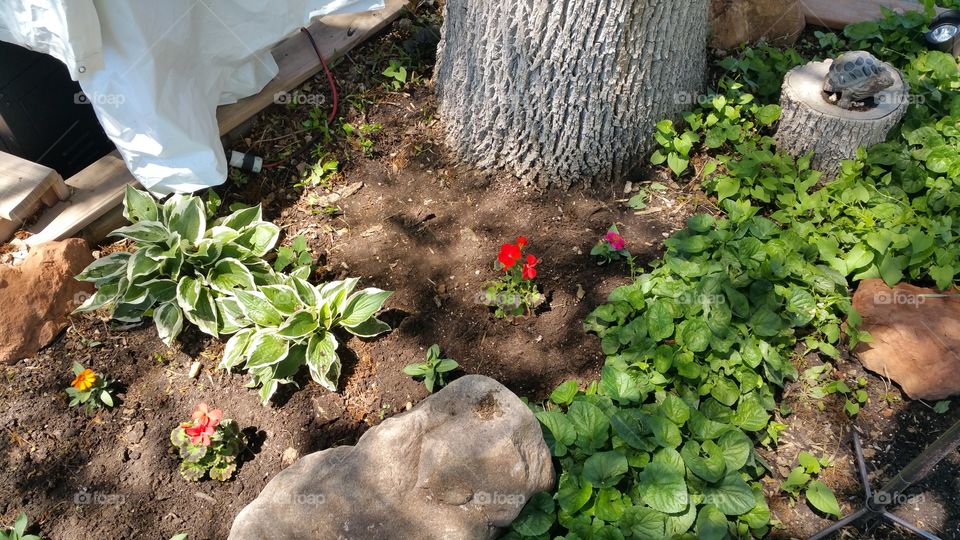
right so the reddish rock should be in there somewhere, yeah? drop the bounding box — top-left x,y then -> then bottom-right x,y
0,239 -> 94,363
852,279 -> 960,400
710,0 -> 805,49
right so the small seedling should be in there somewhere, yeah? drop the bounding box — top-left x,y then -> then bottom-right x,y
274,235 -> 313,273
65,363 -> 117,413
382,60 -> 408,90
404,345 -> 458,392
0,513 -> 40,540
780,451 -> 840,517
933,400 -> 951,414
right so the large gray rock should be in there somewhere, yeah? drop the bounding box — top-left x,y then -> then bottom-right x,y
229,375 -> 555,540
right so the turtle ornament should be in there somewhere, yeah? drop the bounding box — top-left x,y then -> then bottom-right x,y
823,51 -> 896,110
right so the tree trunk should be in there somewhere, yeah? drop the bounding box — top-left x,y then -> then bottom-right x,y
434,0 -> 708,189
774,60 -> 909,180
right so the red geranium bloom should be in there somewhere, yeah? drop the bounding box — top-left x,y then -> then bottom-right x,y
522,254 -> 539,280
498,243 -> 522,269
604,230 -> 626,251
516,236 -> 528,248
191,403 -> 223,427
184,421 -> 217,446
181,403 -> 222,446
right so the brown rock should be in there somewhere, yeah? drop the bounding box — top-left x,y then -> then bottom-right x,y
852,279 -> 960,400
0,239 -> 94,362
710,0 -> 806,49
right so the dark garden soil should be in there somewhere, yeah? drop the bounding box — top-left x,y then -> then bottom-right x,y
1,10 -> 959,540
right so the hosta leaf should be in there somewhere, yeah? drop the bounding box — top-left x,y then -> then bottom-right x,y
582,451 -> 629,489
637,461 -> 688,513
123,185 -> 158,222
340,288 -> 392,326
260,285 -> 301,315
218,205 -> 262,230
306,332 -> 340,391
244,331 -> 290,369
142,279 -> 177,303
176,276 -> 201,312
277,310 -> 320,339
76,252 -> 130,284
704,473 -> 755,515
208,258 -> 256,294
126,248 -> 162,285
182,287 -> 219,338
342,317 -> 392,337
233,289 -> 284,327
320,278 -> 360,314
234,222 -> 280,257
167,195 -> 206,243
111,221 -> 169,243
220,328 -> 255,370
154,302 -> 183,346
73,281 -> 121,313
216,296 -> 246,334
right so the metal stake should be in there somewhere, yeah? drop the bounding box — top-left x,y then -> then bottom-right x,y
808,419 -> 960,539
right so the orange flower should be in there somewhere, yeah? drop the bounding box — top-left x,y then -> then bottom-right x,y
71,368 -> 96,391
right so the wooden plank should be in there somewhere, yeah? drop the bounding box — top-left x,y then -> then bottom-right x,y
23,2 -> 407,246
0,151 -> 67,223
218,0 -> 408,134
25,152 -> 137,246
801,0 -> 946,29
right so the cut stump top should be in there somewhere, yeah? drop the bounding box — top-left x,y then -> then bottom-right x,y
783,60 -> 908,121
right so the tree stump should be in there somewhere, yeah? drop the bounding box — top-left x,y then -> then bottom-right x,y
434,0 -> 709,189
774,59 -> 909,180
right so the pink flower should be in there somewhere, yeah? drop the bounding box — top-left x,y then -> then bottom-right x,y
604,230 -> 626,251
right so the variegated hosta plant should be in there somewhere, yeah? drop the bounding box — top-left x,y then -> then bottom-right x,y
219,277 -> 392,403
74,186 -> 284,344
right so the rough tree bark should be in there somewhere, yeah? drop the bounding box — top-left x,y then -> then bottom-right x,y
774,60 -> 909,180
434,0 -> 708,188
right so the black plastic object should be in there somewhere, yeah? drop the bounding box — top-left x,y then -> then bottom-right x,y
0,41 -> 114,178
926,10 -> 960,55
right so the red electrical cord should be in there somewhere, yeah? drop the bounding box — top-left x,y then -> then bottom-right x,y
261,27 -> 339,170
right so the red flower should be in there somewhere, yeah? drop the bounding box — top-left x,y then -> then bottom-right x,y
498,243 -> 522,269
604,230 -> 626,251
522,254 -> 539,280
182,403 -> 222,446
191,403 -> 223,427
184,421 -> 217,446
516,236 -> 528,248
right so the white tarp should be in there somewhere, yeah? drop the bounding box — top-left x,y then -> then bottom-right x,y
0,0 -> 383,194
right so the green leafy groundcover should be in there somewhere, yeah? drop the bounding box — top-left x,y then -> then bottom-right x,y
509,5 -> 958,539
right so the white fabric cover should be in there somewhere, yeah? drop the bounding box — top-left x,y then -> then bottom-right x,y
0,0 -> 382,194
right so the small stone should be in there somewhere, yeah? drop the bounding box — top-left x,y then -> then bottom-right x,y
188,361 -> 201,379
281,447 -> 300,468
124,422 -> 147,445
